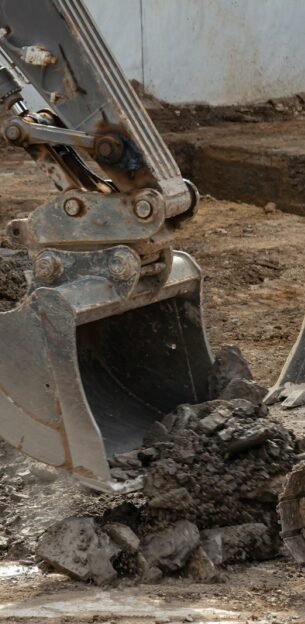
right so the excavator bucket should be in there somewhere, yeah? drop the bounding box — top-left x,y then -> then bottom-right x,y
0,0 -> 213,492
265,321 -> 305,408
0,249 -> 212,492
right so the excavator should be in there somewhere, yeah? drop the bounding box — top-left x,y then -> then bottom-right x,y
0,0 -> 213,493
0,0 -> 304,561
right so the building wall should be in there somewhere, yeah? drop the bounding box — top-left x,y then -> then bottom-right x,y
87,0 -> 305,105
6,0 -> 305,107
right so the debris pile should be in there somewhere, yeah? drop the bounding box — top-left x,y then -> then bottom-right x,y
0,250 -> 31,311
0,325 -> 300,586
142,396 -> 294,531
27,347 -> 299,586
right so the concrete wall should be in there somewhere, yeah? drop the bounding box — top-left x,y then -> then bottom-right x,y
6,0 -> 305,107
139,0 -> 305,105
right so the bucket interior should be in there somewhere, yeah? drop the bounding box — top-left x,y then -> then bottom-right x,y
77,294 -> 212,457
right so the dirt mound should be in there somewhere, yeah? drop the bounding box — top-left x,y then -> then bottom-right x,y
30,386 -> 298,586
0,251 -> 31,311
142,398 -> 295,533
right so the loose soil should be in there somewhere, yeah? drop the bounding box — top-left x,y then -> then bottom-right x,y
1,146 -> 305,621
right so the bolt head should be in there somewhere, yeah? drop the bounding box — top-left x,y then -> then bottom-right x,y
34,252 -> 63,284
98,141 -> 113,157
134,199 -> 152,219
64,198 -> 82,216
96,135 -> 124,163
5,124 -> 21,141
108,249 -> 139,281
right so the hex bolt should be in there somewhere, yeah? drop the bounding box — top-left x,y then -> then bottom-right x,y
64,197 -> 82,216
134,199 -> 153,219
5,124 -> 21,142
98,141 -> 113,158
108,249 -> 139,281
96,135 -> 124,164
34,252 -> 63,284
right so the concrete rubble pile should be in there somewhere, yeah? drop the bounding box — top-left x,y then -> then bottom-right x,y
33,346 -> 300,586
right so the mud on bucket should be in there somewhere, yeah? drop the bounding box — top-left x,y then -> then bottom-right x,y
0,250 -> 212,492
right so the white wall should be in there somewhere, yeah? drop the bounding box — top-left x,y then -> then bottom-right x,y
86,0 -> 143,83
140,0 -> 305,105
6,0 -> 305,107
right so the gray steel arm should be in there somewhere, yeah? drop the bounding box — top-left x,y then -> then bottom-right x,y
0,0 -> 191,215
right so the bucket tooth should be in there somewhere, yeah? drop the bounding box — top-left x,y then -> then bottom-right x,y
0,249 -> 213,492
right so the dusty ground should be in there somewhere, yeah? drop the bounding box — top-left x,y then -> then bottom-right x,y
1,147 -> 305,621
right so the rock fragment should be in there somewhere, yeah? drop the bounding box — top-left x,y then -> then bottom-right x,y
185,545 -> 216,581
110,450 -> 141,469
197,410 -> 230,435
230,398 -> 262,418
202,523 -> 274,564
0,535 -> 8,551
36,517 -> 119,585
143,395 -> 296,534
141,520 -> 200,572
138,447 -> 159,465
218,420 -> 278,453
104,523 -> 140,553
30,463 -> 58,483
220,378 -> 267,404
209,345 -> 253,399
149,487 -> 194,510
110,467 -> 129,482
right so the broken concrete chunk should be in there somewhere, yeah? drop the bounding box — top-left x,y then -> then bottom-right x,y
110,467 -> 129,482
136,551 -> 163,582
220,379 -> 267,404
104,523 -> 140,553
110,450 -> 142,469
0,535 -> 8,550
201,529 -> 223,565
209,345 -> 253,399
149,487 -> 194,511
185,545 -> 216,581
36,517 -> 120,586
197,410 -> 230,435
191,400 -> 234,419
141,520 -> 200,572
30,463 -> 58,483
219,422 -> 273,453
143,564 -> 163,582
230,398 -> 259,417
202,523 -> 274,564
87,548 -> 117,586
172,404 -> 198,431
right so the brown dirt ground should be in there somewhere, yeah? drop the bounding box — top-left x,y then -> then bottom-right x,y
1,147 -> 305,621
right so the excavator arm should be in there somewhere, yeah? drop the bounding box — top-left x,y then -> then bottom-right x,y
0,0 -> 213,491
